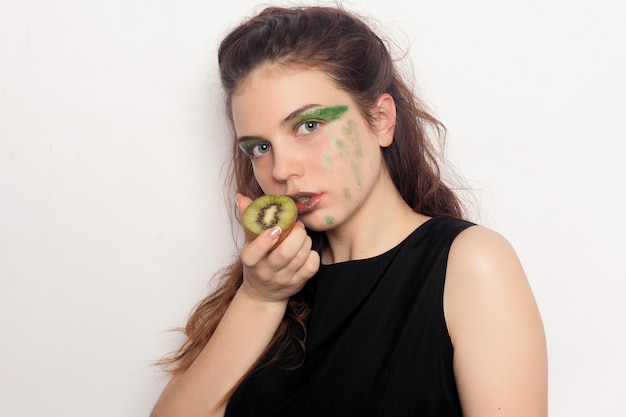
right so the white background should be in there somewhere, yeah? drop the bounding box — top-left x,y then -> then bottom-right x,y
1,0 -> 624,416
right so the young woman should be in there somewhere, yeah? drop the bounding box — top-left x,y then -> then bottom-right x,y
151,5 -> 547,417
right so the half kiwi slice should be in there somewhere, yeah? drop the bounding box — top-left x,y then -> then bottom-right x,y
242,195 -> 298,246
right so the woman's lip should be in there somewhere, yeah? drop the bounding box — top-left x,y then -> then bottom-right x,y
290,193 -> 323,215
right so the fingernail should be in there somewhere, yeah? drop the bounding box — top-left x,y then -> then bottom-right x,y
268,226 -> 282,240
234,193 -> 241,209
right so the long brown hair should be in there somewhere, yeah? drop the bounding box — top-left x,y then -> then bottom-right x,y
157,4 -> 465,378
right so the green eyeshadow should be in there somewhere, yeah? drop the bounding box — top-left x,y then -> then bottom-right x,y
293,105 -> 348,126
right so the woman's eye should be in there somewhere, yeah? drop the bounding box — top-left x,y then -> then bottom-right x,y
239,141 -> 271,158
295,120 -> 320,135
251,142 -> 271,157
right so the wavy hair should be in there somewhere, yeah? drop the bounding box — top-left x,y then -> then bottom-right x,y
157,4 -> 465,382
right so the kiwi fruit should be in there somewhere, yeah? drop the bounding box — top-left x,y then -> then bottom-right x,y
242,195 -> 298,247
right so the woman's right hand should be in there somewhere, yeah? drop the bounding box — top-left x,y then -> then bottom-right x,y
235,194 -> 320,304
150,195 -> 318,417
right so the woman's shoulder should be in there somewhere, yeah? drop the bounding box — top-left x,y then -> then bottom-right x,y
449,223 -> 517,263
444,224 -> 537,343
445,224 -> 527,302
443,224 -> 548,415
446,224 -> 527,284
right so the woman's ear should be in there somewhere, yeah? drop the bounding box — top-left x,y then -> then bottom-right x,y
373,93 -> 396,147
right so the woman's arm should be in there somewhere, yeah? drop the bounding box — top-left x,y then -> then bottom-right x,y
150,288 -> 288,417
150,196 -> 320,417
444,226 -> 548,417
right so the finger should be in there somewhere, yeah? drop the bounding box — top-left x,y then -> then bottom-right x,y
298,250 -> 321,280
235,193 -> 253,217
240,226 -> 283,267
264,222 -> 308,268
288,249 -> 321,290
283,233 -> 313,271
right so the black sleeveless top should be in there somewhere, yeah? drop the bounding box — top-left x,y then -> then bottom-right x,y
226,216 -> 474,417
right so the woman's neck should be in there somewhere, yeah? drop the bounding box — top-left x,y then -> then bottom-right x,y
322,178 -> 429,264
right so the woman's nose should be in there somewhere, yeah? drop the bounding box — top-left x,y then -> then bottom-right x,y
271,145 -> 304,182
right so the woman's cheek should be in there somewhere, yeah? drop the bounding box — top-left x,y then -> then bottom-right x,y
343,121 -> 365,188
320,123 -> 361,174
251,160 -> 277,193
320,151 -> 333,173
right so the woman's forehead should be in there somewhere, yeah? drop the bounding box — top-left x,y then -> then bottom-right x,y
231,67 -> 351,129
235,64 -> 339,97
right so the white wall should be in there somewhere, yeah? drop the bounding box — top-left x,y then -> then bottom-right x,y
1,0 -> 624,416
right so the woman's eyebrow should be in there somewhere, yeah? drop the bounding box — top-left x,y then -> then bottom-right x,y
281,104 -> 321,126
237,134 -> 264,144
288,105 -> 349,126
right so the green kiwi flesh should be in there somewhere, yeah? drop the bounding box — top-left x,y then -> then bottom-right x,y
242,195 -> 298,241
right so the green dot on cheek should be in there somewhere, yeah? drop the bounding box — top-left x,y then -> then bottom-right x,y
332,139 -> 345,149
320,152 -> 333,173
325,216 -> 335,225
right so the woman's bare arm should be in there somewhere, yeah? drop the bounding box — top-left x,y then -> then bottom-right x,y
445,226 -> 548,417
150,288 -> 289,417
150,196 -> 320,417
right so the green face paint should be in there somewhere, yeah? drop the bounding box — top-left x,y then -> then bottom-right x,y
325,216 -> 335,225
344,120 -> 357,137
351,160 -> 362,186
238,141 -> 256,155
335,120 -> 363,187
292,105 -> 349,127
331,139 -> 345,149
343,121 -> 363,159
343,188 -> 352,200
320,151 -> 333,173
316,108 -> 348,173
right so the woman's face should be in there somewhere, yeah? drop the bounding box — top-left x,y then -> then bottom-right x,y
231,66 -> 392,232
